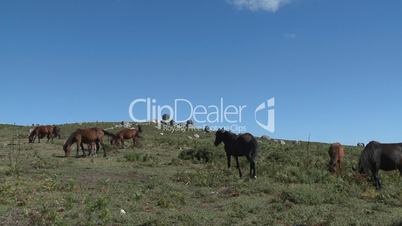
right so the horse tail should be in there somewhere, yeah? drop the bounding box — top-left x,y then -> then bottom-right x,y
137,125 -> 143,133
250,137 -> 258,160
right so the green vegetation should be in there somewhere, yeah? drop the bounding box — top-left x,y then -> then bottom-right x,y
0,122 -> 401,225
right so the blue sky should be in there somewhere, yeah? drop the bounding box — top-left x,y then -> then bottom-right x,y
0,0 -> 401,144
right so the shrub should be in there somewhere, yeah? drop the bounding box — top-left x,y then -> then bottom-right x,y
178,148 -> 214,163
84,196 -> 112,225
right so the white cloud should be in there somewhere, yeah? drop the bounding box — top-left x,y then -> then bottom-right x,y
229,0 -> 291,12
284,33 -> 297,39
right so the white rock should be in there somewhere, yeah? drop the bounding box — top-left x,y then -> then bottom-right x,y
120,209 -> 126,215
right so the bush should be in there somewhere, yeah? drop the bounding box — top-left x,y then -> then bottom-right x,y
84,196 -> 112,225
178,148 -> 214,163
124,152 -> 156,163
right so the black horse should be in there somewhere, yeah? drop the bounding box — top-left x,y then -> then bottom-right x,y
354,141 -> 402,190
214,129 -> 258,178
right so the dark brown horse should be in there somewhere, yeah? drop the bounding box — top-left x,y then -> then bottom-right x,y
29,125 -> 61,143
63,128 -> 115,157
111,126 -> 142,147
328,143 -> 345,174
354,141 -> 402,190
214,129 -> 258,178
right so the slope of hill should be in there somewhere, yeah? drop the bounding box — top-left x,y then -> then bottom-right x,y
0,123 -> 401,225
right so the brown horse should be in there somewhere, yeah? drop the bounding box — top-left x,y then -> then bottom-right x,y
111,125 -> 142,147
328,143 -> 345,174
63,127 -> 115,157
29,125 -> 61,143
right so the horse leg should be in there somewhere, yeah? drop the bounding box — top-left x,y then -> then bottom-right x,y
372,169 -> 381,190
337,160 -> 342,175
226,153 -> 231,169
81,144 -> 86,157
250,157 -> 256,179
94,142 -> 100,157
235,156 -> 242,178
98,139 -> 106,157
90,144 -> 94,156
76,142 -> 81,158
246,156 -> 252,178
102,141 -> 107,158
252,159 -> 256,178
247,155 -> 256,179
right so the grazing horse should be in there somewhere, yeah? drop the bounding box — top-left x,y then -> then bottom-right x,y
354,141 -> 402,190
63,127 -> 115,158
328,143 -> 345,174
53,126 -> 61,139
29,125 -> 60,143
214,129 -> 258,178
111,126 -> 142,147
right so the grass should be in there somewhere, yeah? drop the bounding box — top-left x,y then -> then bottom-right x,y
0,122 -> 401,225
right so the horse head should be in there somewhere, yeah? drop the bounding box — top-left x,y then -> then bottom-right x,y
53,126 -> 61,139
329,161 -> 337,174
63,143 -> 71,157
214,128 -> 225,146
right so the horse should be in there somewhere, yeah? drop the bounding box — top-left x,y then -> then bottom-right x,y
214,129 -> 258,178
328,143 -> 345,174
29,125 -> 60,143
63,127 -> 115,158
111,126 -> 142,147
53,126 -> 61,139
353,141 -> 402,190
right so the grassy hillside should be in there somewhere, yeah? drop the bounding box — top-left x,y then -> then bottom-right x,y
0,122 -> 401,226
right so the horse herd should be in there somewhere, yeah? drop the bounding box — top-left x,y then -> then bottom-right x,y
28,125 -> 142,157
27,125 -> 402,190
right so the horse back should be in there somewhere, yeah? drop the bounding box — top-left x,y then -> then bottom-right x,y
234,133 -> 258,157
364,141 -> 402,171
76,128 -> 104,142
117,128 -> 137,139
